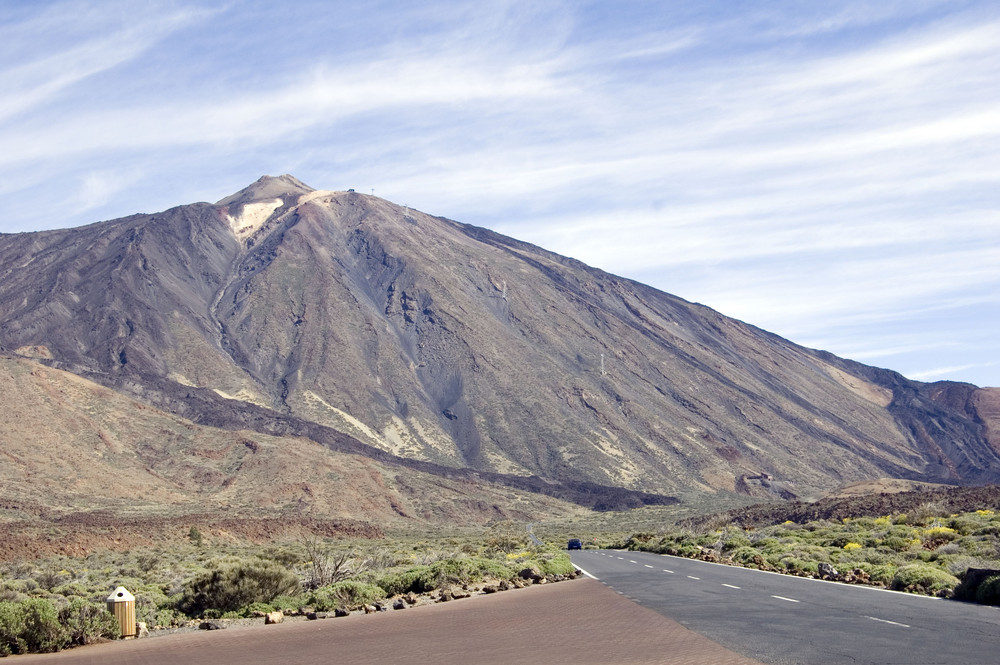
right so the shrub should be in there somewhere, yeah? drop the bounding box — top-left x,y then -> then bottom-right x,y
890,564 -> 959,594
33,570 -> 66,591
483,520 -> 530,554
975,575 -> 1000,605
309,581 -> 385,611
881,536 -> 915,553
533,554 -> 575,576
865,563 -> 897,586
921,527 -> 958,548
730,547 -> 766,568
153,608 -> 183,629
376,566 -> 435,596
720,534 -> 752,552
0,601 -> 26,656
0,598 -> 68,655
20,598 -> 67,653
59,598 -> 120,646
177,562 -> 302,617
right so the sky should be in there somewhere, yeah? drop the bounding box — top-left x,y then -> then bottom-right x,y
1,0 -> 998,387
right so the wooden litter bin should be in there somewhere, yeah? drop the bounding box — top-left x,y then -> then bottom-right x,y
106,586 -> 136,639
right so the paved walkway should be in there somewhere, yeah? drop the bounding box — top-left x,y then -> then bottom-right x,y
14,579 -> 763,665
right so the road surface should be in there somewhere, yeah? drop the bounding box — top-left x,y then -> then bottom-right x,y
572,549 -> 1000,665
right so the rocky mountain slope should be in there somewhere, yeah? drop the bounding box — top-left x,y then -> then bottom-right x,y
2,175 -> 999,521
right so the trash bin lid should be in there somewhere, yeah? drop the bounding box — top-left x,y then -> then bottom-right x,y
107,586 -> 135,602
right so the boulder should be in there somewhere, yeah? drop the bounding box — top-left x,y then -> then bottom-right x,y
518,567 -> 542,581
818,563 -> 838,579
199,621 -> 226,631
264,611 -> 284,625
392,599 -> 408,610
136,622 -> 149,639
334,608 -> 350,617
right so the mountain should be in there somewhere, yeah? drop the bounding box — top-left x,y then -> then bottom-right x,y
2,174 -> 999,526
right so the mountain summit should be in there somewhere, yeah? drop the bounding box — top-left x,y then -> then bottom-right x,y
2,175 -> 999,514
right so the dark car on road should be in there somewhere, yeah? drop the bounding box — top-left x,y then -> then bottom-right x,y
567,538 -> 583,550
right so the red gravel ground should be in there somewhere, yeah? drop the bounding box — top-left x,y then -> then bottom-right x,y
14,579 -> 762,665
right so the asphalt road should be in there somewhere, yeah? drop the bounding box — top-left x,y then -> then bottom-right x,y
572,549 -> 1000,665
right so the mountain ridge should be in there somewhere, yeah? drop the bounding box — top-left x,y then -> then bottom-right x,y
2,175 -> 999,523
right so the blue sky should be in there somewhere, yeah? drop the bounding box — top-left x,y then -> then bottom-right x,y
2,0 -> 998,387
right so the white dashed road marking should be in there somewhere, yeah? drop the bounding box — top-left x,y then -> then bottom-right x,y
865,616 -> 910,628
772,595 -> 800,603
722,584 -> 740,589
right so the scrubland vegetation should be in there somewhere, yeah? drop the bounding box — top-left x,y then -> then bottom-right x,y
609,504 -> 1000,600
0,520 -> 573,656
6,501 -> 1000,657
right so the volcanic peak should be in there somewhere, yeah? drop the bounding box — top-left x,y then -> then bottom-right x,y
216,174 -> 315,206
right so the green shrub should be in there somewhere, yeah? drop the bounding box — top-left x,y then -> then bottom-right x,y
59,598 -> 120,646
975,575 -> 1000,605
153,608 -> 183,629
533,554 -> 575,576
720,534 -> 752,552
865,563 -> 897,586
309,581 -> 385,611
177,562 -> 302,617
778,557 -> 818,575
881,536 -> 914,553
0,598 -> 69,655
730,547 -> 766,568
376,566 -> 435,596
20,598 -> 67,653
890,564 -> 959,594
0,601 -> 26,656
51,583 -> 87,599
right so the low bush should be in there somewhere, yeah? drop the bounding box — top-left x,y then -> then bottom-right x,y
376,566 -> 435,596
59,598 -> 120,646
309,581 -> 385,611
730,547 -> 766,568
177,562 -> 302,617
0,598 -> 68,655
532,553 -> 575,576
890,564 -> 958,594
975,575 -> 1000,605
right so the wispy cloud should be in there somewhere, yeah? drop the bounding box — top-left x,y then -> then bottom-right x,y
0,1 -> 217,124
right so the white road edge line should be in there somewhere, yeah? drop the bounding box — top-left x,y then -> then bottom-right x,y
864,616 -> 910,628
772,595 -> 800,603
574,565 -> 598,580
722,584 -> 741,589
647,552 -> 941,600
